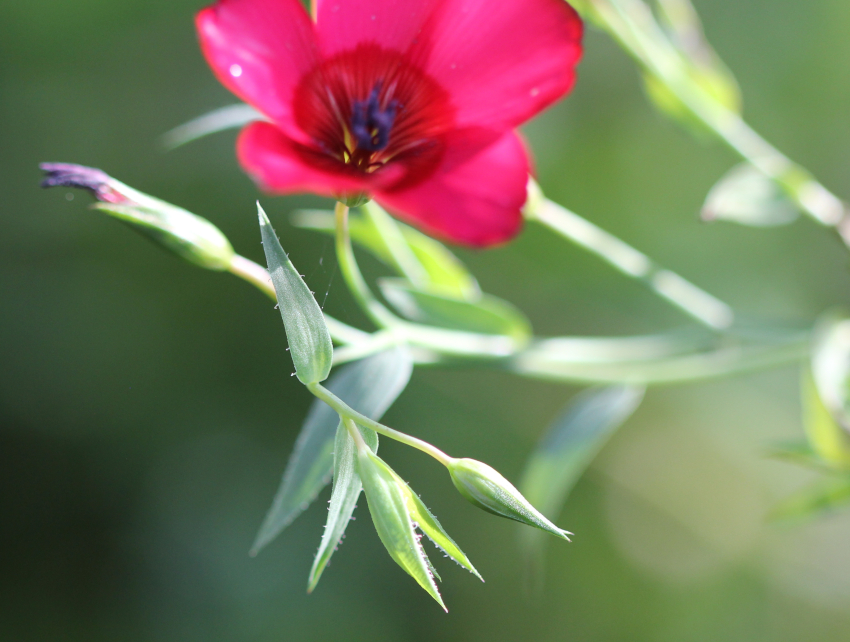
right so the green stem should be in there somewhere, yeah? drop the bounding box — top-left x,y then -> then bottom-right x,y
334,201 -> 399,328
332,330 -> 400,365
342,416 -> 369,452
589,0 -> 847,229
307,381 -> 454,466
227,253 -> 369,345
527,193 -> 735,330
362,202 -> 430,287
507,333 -> 810,385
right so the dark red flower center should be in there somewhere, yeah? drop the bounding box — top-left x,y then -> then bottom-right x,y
292,44 -> 454,190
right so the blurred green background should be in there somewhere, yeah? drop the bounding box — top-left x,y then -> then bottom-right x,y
3,0 -> 850,640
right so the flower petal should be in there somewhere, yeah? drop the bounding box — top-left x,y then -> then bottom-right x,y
410,0 -> 583,132
315,0 -> 441,57
315,0 -> 582,133
196,0 -> 318,141
237,121 -> 368,197
375,131 -> 529,247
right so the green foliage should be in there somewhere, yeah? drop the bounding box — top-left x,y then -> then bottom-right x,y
518,385 -> 644,574
811,314 -> 850,440
801,368 -> 850,470
642,0 -> 742,135
769,476 -> 850,522
767,441 -> 833,473
258,203 -> 333,385
252,348 -> 413,555
701,163 -> 800,227
308,420 -> 379,591
378,278 -> 532,342
402,485 -> 482,583
161,103 -> 264,150
291,207 -> 480,300
357,448 -> 448,611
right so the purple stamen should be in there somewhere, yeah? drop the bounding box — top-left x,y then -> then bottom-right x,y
351,84 -> 398,152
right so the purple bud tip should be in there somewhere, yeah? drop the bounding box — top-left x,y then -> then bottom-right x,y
40,163 -> 122,203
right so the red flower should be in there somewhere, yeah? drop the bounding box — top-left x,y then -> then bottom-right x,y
196,0 -> 582,246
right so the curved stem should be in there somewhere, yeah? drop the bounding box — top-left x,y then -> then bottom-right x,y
507,333 -> 810,385
334,201 -> 400,328
527,194 -> 735,330
307,382 -> 454,467
589,0 -> 847,229
342,416 -> 369,452
332,330 -> 400,365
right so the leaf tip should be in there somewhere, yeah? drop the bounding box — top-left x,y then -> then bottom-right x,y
257,201 -> 270,225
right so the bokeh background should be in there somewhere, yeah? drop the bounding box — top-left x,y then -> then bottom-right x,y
3,0 -> 850,640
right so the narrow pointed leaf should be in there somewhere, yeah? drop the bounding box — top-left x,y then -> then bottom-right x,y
162,103 -> 265,149
517,385 -> 645,577
358,449 -> 446,611
361,201 -> 429,288
767,441 -> 832,473
308,421 -> 378,591
802,368 -> 850,470
258,203 -> 332,385
379,278 -> 532,342
290,208 -> 480,300
769,476 -> 850,522
252,347 -> 413,555
406,490 -> 482,581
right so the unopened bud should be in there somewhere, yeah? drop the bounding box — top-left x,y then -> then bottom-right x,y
448,458 -> 572,540
40,163 -> 234,271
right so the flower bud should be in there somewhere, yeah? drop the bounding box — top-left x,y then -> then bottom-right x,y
40,163 -> 235,271
448,458 -> 572,540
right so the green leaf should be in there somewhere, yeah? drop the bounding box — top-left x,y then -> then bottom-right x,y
361,201 -> 430,288
769,476 -> 850,522
258,203 -> 333,385
251,347 -> 413,555
308,421 -> 378,592
161,103 -> 264,149
653,0 -> 742,112
358,449 -> 447,611
701,163 -> 799,227
637,0 -> 742,137
802,368 -> 850,470
405,490 -> 482,582
767,440 -> 833,473
517,385 -> 645,578
811,314 -> 850,435
290,208 -> 480,300
378,278 -> 532,342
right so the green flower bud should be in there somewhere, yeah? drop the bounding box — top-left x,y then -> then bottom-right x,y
448,458 -> 572,540
40,163 -> 235,271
